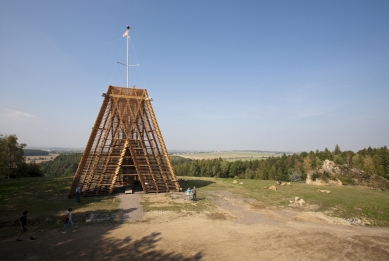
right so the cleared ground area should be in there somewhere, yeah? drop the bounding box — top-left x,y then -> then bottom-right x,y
1,188 -> 389,261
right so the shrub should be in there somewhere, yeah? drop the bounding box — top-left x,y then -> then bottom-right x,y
311,171 -> 331,183
333,155 -> 344,164
289,171 -> 304,182
311,172 -> 320,181
337,176 -> 356,185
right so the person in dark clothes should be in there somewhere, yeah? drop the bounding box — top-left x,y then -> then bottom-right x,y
75,186 -> 81,203
16,211 -> 36,241
192,186 -> 197,201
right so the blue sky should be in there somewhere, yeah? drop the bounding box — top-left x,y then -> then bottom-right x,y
0,0 -> 388,152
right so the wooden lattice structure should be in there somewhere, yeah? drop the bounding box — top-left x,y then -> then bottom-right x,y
68,86 -> 179,197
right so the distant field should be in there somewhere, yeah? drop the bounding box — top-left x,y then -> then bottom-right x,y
172,151 -> 288,161
25,153 -> 59,164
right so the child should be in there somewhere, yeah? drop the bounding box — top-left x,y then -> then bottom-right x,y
16,211 -> 36,241
62,208 -> 76,233
186,187 -> 191,201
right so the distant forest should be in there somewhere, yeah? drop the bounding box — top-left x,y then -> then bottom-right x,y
23,149 -> 49,156
39,153 -> 81,177
172,146 -> 389,182
35,145 -> 389,183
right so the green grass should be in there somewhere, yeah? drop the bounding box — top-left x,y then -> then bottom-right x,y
141,195 -> 215,213
171,177 -> 389,227
217,178 -> 389,227
0,177 -> 119,238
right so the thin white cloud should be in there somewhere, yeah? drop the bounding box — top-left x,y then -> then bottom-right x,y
1,108 -> 37,119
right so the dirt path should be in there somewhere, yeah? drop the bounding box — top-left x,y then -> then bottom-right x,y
116,193 -> 144,222
1,190 -> 389,260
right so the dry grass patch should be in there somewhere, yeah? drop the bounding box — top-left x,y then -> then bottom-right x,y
206,212 -> 228,220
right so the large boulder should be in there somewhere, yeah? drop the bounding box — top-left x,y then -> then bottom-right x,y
268,185 -> 277,191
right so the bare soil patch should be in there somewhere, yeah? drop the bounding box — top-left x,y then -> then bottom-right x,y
1,190 -> 389,260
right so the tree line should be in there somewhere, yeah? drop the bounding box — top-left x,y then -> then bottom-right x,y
172,145 -> 389,182
23,149 -> 50,156
1,134 -> 388,182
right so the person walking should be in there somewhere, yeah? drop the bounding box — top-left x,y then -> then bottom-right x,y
16,211 -> 36,241
186,187 -> 191,201
75,186 -> 81,203
192,186 -> 197,201
62,208 -> 76,233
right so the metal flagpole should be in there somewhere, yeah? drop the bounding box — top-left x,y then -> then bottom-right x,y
126,25 -> 131,88
119,26 -> 138,88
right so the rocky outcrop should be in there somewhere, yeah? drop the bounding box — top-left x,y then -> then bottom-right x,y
305,160 -> 389,191
321,160 -> 341,174
306,160 -> 342,186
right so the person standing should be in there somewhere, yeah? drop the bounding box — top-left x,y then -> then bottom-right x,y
186,187 -> 191,201
192,186 -> 197,201
62,208 -> 76,233
75,186 -> 81,203
16,211 -> 36,241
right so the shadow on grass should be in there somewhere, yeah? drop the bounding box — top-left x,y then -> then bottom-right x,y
177,179 -> 215,190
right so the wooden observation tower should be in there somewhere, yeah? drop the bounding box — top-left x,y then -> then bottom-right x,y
69,85 -> 180,197
69,26 -> 179,197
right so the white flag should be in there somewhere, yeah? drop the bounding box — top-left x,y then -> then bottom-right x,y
122,30 -> 128,37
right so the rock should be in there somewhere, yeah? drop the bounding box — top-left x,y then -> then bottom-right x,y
293,197 -> 305,206
86,213 -> 115,222
269,185 -> 277,191
318,189 -> 331,194
345,217 -> 365,226
322,160 -> 341,174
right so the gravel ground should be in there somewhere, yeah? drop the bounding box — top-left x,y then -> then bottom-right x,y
116,192 -> 144,222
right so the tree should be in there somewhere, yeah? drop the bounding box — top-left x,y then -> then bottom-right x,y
0,134 -> 26,179
333,155 -> 344,164
268,165 -> 276,180
323,147 -> 333,160
219,161 -> 230,178
363,155 -> 375,176
333,144 -> 341,155
303,156 -> 312,173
